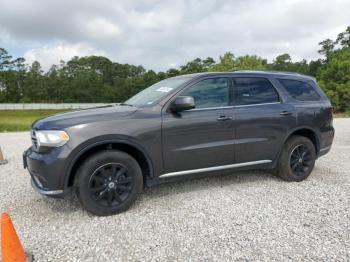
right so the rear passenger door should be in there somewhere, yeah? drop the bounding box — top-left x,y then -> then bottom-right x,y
232,77 -> 296,163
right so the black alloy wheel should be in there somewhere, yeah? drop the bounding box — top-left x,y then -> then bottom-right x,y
88,163 -> 132,207
76,150 -> 143,216
289,144 -> 312,177
276,135 -> 316,182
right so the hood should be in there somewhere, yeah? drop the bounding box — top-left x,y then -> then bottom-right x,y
32,105 -> 137,130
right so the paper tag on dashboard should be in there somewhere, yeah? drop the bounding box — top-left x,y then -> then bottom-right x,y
156,87 -> 173,92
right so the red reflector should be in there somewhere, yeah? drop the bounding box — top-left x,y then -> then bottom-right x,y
328,106 -> 334,114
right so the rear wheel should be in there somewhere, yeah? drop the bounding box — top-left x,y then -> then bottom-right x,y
276,135 -> 316,182
76,150 -> 143,216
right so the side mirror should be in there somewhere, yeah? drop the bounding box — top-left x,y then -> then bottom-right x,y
170,96 -> 195,112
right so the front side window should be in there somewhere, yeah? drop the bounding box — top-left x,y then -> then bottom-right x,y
278,79 -> 320,101
180,78 -> 229,109
233,78 -> 280,106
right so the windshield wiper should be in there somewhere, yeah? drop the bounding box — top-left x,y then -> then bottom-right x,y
119,103 -> 134,107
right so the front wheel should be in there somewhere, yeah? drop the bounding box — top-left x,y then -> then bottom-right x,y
76,150 -> 143,216
276,135 -> 316,182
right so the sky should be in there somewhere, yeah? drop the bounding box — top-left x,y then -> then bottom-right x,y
0,0 -> 349,71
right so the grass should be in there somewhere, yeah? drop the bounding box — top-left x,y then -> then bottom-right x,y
0,109 -> 349,132
0,109 -> 69,132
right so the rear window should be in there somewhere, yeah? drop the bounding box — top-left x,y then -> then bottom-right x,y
278,79 -> 320,101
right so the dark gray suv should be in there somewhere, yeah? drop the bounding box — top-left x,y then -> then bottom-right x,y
23,71 -> 335,216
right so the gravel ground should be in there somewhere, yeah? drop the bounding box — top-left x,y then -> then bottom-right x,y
0,119 -> 349,261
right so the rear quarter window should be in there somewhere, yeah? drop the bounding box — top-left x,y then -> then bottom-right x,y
278,79 -> 320,101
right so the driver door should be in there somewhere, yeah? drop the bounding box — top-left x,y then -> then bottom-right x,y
161,77 -> 235,174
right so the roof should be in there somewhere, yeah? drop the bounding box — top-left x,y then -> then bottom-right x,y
173,70 -> 315,81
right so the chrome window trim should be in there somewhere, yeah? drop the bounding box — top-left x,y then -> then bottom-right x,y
186,102 -> 281,112
160,160 -> 272,178
188,105 -> 234,111
233,102 -> 281,108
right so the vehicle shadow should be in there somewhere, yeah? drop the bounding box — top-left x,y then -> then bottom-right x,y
40,191 -> 82,215
38,169 -> 280,215
139,169 -> 280,201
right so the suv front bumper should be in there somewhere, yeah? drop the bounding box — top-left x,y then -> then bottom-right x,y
23,147 -> 71,198
30,177 -> 66,197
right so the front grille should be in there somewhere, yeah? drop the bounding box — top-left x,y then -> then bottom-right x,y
31,130 -> 39,150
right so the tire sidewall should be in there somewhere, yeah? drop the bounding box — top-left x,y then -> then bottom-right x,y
279,136 -> 316,182
76,150 -> 143,216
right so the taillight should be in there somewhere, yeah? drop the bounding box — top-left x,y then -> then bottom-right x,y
328,106 -> 334,122
328,106 -> 334,115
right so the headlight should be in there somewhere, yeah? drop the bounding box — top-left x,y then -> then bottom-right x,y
34,130 -> 70,147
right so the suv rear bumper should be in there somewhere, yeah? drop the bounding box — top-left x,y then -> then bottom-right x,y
23,147 -> 71,198
318,126 -> 334,157
319,145 -> 332,157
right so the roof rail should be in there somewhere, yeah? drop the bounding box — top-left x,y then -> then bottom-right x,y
234,70 -> 315,80
234,69 -> 303,75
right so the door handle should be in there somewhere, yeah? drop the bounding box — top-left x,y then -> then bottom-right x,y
217,116 -> 233,121
280,111 -> 293,116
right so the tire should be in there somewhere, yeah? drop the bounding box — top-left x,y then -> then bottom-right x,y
75,150 -> 143,216
276,135 -> 316,182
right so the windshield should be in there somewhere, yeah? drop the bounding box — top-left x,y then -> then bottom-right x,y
124,77 -> 191,106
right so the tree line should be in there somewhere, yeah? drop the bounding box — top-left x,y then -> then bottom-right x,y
0,26 -> 349,112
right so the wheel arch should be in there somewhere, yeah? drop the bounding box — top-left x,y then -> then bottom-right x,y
64,136 -> 154,188
283,127 -> 320,156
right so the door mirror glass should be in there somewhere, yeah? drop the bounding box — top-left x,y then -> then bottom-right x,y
171,96 -> 195,112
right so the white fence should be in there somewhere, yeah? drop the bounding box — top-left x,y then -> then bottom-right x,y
0,103 -> 113,109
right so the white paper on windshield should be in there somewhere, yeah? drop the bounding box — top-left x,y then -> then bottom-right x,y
156,86 -> 173,92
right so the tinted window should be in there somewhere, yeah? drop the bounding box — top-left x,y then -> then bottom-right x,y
233,78 -> 279,105
181,78 -> 229,109
278,79 -> 320,101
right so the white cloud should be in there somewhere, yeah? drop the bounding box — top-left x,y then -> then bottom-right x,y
1,0 -> 349,71
84,17 -> 121,39
24,43 -> 105,70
